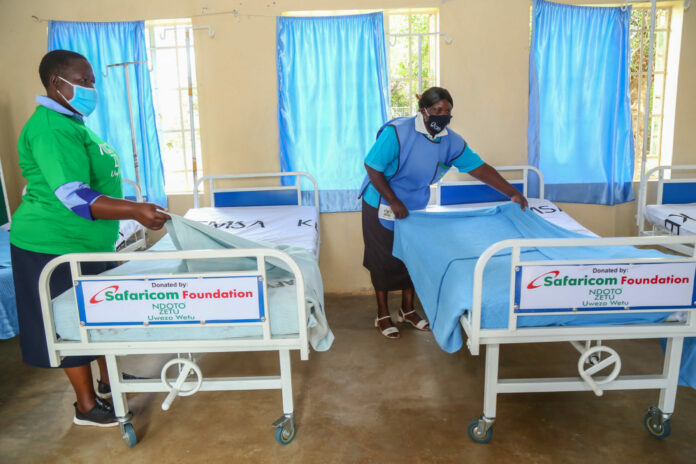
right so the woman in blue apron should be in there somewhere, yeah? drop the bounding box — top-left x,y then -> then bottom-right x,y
360,87 -> 528,339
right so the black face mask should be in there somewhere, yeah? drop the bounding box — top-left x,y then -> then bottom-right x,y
425,112 -> 452,134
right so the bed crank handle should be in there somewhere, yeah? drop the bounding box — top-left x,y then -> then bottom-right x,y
578,346 -> 622,396
161,358 -> 203,411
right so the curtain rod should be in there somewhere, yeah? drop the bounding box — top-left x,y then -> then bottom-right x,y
29,0 -> 692,24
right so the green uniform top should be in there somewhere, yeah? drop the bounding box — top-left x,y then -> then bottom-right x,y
11,105 -> 122,254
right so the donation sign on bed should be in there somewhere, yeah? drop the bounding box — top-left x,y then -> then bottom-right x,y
516,262 -> 696,312
75,276 -> 264,325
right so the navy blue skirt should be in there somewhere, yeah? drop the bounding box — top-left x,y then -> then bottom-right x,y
10,244 -> 115,368
361,200 -> 413,292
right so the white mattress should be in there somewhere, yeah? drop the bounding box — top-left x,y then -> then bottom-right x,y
116,220 -> 144,250
426,198 -> 597,236
644,203 -> 696,235
184,205 -> 319,256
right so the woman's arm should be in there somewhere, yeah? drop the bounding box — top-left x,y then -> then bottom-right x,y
467,163 -> 529,210
90,196 -> 170,230
365,165 -> 409,218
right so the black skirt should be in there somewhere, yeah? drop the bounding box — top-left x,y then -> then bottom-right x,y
361,200 -> 413,291
10,244 -> 115,368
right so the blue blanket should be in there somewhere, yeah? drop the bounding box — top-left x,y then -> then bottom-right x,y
0,229 -> 18,339
393,202 -> 676,350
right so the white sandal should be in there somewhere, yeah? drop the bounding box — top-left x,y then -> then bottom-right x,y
375,315 -> 400,339
396,308 -> 430,331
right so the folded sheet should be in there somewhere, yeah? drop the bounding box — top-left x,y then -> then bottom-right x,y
166,214 -> 333,351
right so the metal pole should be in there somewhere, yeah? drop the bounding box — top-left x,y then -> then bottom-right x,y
417,33 -> 423,93
185,29 -> 198,189
104,61 -> 147,196
638,1 -> 657,221
122,63 -> 141,193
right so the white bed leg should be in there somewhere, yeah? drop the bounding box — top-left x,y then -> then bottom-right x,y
105,355 -> 129,419
272,349 -> 297,444
279,349 -> 293,415
658,337 -> 684,416
467,344 -> 499,443
483,344 -> 500,420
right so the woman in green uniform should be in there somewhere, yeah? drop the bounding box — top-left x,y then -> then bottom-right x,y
10,50 -> 169,427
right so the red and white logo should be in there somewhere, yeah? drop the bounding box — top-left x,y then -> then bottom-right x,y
526,270 -> 559,290
89,285 -> 119,304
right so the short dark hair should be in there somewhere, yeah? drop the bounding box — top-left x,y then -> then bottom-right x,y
418,87 -> 454,109
38,50 -> 88,89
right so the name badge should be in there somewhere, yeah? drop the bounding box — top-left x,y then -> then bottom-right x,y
378,203 -> 395,222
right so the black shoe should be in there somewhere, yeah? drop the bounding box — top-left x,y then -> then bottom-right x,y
97,373 -> 144,399
73,397 -> 118,427
96,379 -> 112,399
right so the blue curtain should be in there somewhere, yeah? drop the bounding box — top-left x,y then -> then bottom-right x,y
276,13 -> 389,212
49,21 -> 167,208
528,0 -> 635,205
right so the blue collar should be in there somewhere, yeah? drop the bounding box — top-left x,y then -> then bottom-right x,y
36,95 -> 83,122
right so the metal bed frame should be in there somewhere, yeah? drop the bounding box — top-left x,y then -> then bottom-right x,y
637,164 -> 696,256
463,234 -> 696,443
40,247 -> 309,448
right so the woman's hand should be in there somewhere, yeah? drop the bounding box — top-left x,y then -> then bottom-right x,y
132,203 -> 170,230
390,198 -> 409,219
510,192 -> 529,211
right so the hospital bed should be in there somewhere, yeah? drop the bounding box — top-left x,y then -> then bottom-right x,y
637,165 -> 696,256
189,172 -> 320,257
0,158 -> 17,339
394,166 -> 696,443
39,172 -> 328,448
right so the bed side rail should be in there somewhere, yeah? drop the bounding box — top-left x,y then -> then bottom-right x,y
38,248 -> 309,367
435,165 -> 545,206
466,235 -> 696,355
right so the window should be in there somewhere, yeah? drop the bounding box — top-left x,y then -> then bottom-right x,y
630,6 -> 677,180
283,9 -> 441,120
145,19 -> 202,193
385,9 -> 440,118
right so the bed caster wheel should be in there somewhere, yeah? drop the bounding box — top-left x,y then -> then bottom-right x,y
121,422 -> 137,448
467,418 -> 493,444
275,423 -> 297,445
644,408 -> 671,439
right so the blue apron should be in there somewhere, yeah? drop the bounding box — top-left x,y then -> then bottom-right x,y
360,116 -> 467,230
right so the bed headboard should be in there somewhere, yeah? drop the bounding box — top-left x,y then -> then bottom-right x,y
0,157 -> 11,227
649,165 -> 696,205
434,165 -> 545,206
193,172 -> 320,209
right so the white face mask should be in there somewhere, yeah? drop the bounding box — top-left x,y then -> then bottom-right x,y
57,76 -> 98,116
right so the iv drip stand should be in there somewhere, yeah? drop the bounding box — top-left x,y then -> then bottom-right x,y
103,61 -> 147,196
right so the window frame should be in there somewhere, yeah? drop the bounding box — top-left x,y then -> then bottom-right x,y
145,18 -> 203,194
630,5 -> 675,181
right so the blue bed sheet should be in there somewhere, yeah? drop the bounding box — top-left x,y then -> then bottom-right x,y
0,229 -> 18,339
393,203 -> 674,354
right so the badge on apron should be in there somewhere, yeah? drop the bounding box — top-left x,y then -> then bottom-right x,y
378,200 -> 396,231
